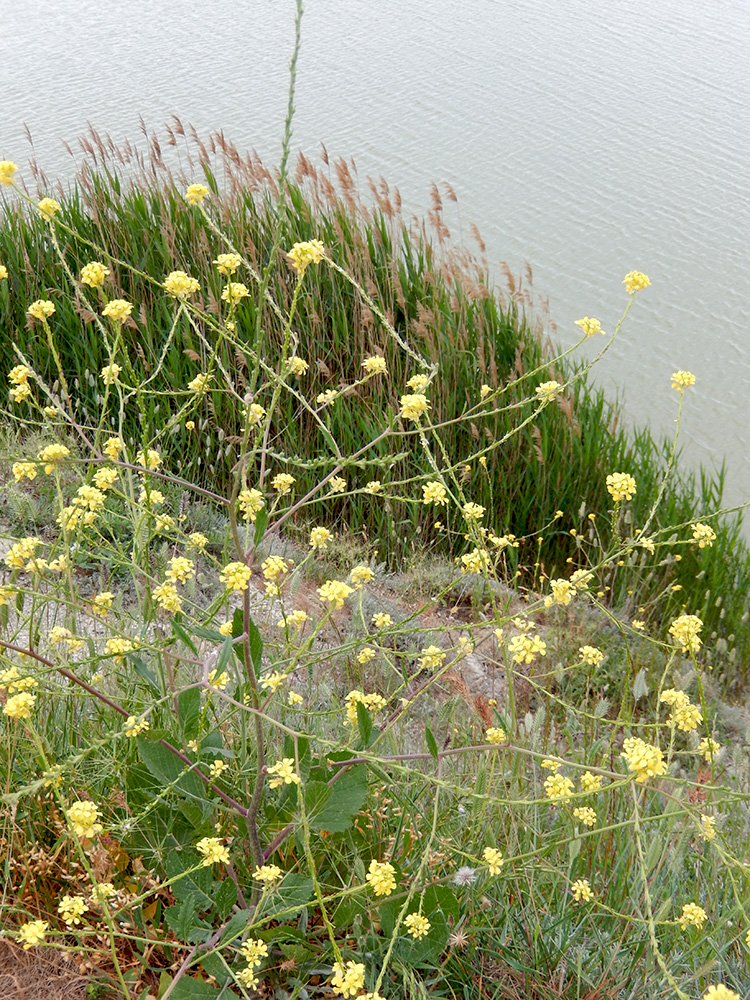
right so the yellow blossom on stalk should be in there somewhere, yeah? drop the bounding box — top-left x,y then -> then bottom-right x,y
92,591 -> 114,616
573,806 -> 597,827
622,270 -> 651,294
254,864 -> 282,885
486,727 -> 507,745
330,960 -> 366,998
460,548 -> 489,574
218,621 -> 233,636
267,758 -> 300,788
80,261 -> 109,287
544,578 -> 576,608
345,690 -> 387,725
358,647 -> 376,664
366,859 -> 397,896
9,382 -> 31,403
283,609 -> 308,629
351,565 -> 374,588
480,383 -> 492,399
261,671 -> 285,694
702,987 -> 740,1000
659,688 -> 689,709
328,475 -> 347,493
535,380 -> 561,401
575,316 -> 603,337
166,556 -> 195,584
422,482 -> 447,505
364,480 -> 382,494
0,667 -> 37,694
287,239 -> 325,273
58,895 -> 87,926
18,919 -> 48,950
462,502 -> 485,520
317,580 -> 354,609
571,569 -> 594,589
236,968 -> 259,989
286,356 -> 309,375
406,373 -> 430,391
483,846 -> 504,874
541,758 -> 561,772
271,472 -> 295,495
153,581 -> 182,614
12,462 -> 37,482
606,472 -> 636,502
164,270 -> 199,297
196,836 -> 229,866
371,612 -> 393,628
698,737 -> 721,761
38,197 -> 61,220
317,389 -> 338,406
508,633 -> 547,664
399,392 -> 430,420
187,372 -> 210,393
238,487 -> 264,521
621,737 -> 667,783
420,645 -> 446,670
288,690 -> 304,706
240,938 -> 269,967
669,702 -> 702,732
0,161 -> 18,186
692,522 -> 716,548
102,299 -> 133,323
4,536 -> 41,570
220,561 -> 252,592
213,252 -> 242,274
187,532 -> 208,551
124,716 -> 150,737
207,668 -> 229,690
3,692 -> 36,719
209,760 -> 228,779
92,882 -> 116,903
678,902 -> 707,930
544,773 -> 575,801
67,801 -> 103,839
221,281 -> 249,303
579,645 -> 604,666
571,879 -> 594,902
93,467 -> 118,491
668,613 -> 703,654
700,814 -> 716,840
100,362 -> 122,385
103,437 -> 124,459
136,448 -> 161,470
105,637 -> 136,660
631,619 -> 646,631
0,264 -> 6,280
671,370 -> 695,392
362,355 -> 387,375
404,913 -> 431,939
8,363 -> 31,386
262,556 -> 289,582
185,183 -> 209,204
309,526 -> 332,550
27,299 -> 56,321
246,402 -> 265,425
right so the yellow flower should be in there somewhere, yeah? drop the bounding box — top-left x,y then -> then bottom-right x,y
399,392 -> 430,420
101,362 -> 122,384
136,447 -> 162,470
92,882 -> 116,903
105,637 -> 136,660
480,383 -> 492,399
366,859 -> 397,896
364,480 -> 382,494
287,239 -> 325,273
254,864 -> 282,885
93,467 -> 118,491
0,264 -> 8,280
606,472 -> 636,502
462,502 -> 485,520
620,737 -> 667,782
668,613 -> 703,654
238,487 -> 265,521
185,183 -> 209,204
3,692 -> 36,719
404,913 -> 431,939
4,536 -> 41,570
345,690 -> 387,725
371,612 -> 392,628
12,462 -> 37,482
358,647 -> 376,664
309,526 -> 332,550
483,846 -> 503,874
102,299 -> 133,322
406,373 -> 430,391
213,252 -> 242,274
328,475 -> 347,493
671,370 -> 695,392
246,402 -> 265,424
622,270 -> 651,294
317,580 -> 354,609
700,814 -> 716,840
207,669 -> 229,690
166,556 -> 195,584
286,356 -> 309,375
80,261 -> 109,287
508,633 -> 547,664
573,806 -> 597,827
67,800 -> 103,839
18,919 -> 48,950
288,691 -> 304,706
271,472 -> 295,494
571,879 -> 594,902
209,759 -> 228,779
187,532 -> 208,552
317,389 -> 338,405
331,960 -> 365,998
187,372 -> 210,393
267,758 -> 300,788
58,895 -> 87,926
261,670 -> 285,694
103,437 -> 124,459
485,727 -> 507,745
702,987 -> 740,1000
362,355 -> 387,375
27,299 -> 56,321
544,578 -> 576,608
281,609 -> 308,630
575,316 -> 603,337
544,773 -> 574,801
351,565 -> 374,588
535,380 -> 561,401
38,198 -> 61,220
697,737 -> 721,761
420,645 -> 446,670
164,270 -> 200,297
196,836 -> 229,866
692,522 -> 716,548
668,702 -> 702,732
124,716 -> 150,737
579,645 -> 604,666
678,902 -> 707,930
92,591 -> 114,616
220,561 -> 252,592
221,281 -> 249,303
422,481 -> 448,505
153,582 -> 182,614
0,161 -> 18,186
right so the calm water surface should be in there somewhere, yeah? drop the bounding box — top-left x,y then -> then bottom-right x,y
2,0 -> 750,513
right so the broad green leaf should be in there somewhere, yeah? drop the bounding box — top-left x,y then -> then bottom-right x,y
309,765 -> 368,833
356,700 -> 373,746
177,686 -> 201,737
303,781 -> 333,825
137,738 -> 206,799
165,849 -> 213,906
213,877 -> 237,919
262,874 -> 314,918
170,618 -> 198,655
168,978 -> 223,1000
424,725 -> 439,760
253,507 -> 269,546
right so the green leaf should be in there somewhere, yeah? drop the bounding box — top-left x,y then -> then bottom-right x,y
170,618 -> 198,655
231,607 -> 244,639
163,893 -> 210,942
177,687 -> 201,738
131,655 -> 160,692
247,615 -> 263,676
137,738 -> 206,800
424,725 -> 439,760
165,849 -> 213,906
303,781 -> 333,825
356,700 -> 373,746
309,765 -> 368,833
253,507 -> 269,546
568,838 -> 581,864
213,877 -> 237,919
263,874 -> 314,918
168,978 -> 224,1000
187,623 -> 225,642
219,908 -> 253,946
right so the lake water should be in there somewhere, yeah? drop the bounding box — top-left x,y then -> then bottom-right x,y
2,0 -> 750,516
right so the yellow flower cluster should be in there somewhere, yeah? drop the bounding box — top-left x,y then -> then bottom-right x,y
185,183 -> 209,204
573,806 -> 597,827
0,161 -> 18,186
358,647 -> 376,664
345,689 -> 387,725
698,737 -> 721,761
187,532 -> 208,551
318,580 -> 354,609
80,261 -> 110,287
483,846 -> 503,874
3,691 -> 36,719
328,475 -> 347,493
404,913 -> 431,940
213,252 -> 242,274
153,582 -> 182,613
362,355 -> 387,375
38,197 -> 61,220
102,299 -> 133,322
331,960 -> 366,998
278,609 -> 308,630
366,859 -> 397,896
254,864 -> 282,884
371,612 -> 392,629
286,356 -> 309,375
105,637 -> 136,660
422,481 -> 447,505
622,270 -> 650,294
571,879 -> 594,902
67,801 -> 103,839
351,565 -> 374,588
544,773 -> 575,801
535,380 -> 561,401
93,591 -> 114,616
4,536 -> 41,570
267,758 -> 300,788
460,548 -> 489,574
579,645 -> 604,666
236,937 -> 268,990
287,239 -> 325,273
399,392 -> 430,420
544,578 -> 576,608
271,472 -> 295,494
8,364 -> 32,403
692,522 -> 716,548
260,671 -> 284,695
136,448 -> 161,470
606,472 -> 636,502
485,727 -> 507,745
659,689 -> 702,732
671,370 -> 695,392
18,919 -> 48,950
12,461 -> 37,483
580,771 -> 604,792
309,526 -> 332,550
668,613 -> 703,654
621,737 -> 667,782
678,902 -> 707,930
220,561 -> 252,592
196,836 -> 230,866
124,716 -> 150,737
100,362 -> 122,385
28,299 -> 56,321
419,645 -> 446,670
508,633 -> 547,664
221,281 -> 250,304
58,894 -> 87,926
575,316 -> 603,337
702,987 -> 739,1000
238,487 -> 264,522
462,502 -> 485,521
